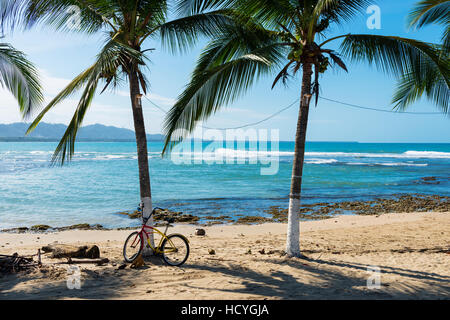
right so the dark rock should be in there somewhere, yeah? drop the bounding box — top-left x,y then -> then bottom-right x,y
195,229 -> 206,236
30,225 -> 52,231
85,245 -> 100,259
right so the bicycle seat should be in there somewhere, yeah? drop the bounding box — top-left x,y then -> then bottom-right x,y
164,217 -> 175,224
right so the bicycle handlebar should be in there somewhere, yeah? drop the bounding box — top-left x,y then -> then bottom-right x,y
141,206 -> 165,224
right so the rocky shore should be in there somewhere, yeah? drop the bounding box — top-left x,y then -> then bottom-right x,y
1,194 -> 448,233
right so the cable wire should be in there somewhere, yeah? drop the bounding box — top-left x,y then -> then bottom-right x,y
143,94 -> 445,131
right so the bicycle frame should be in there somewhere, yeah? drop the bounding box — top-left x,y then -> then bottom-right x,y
132,223 -> 177,254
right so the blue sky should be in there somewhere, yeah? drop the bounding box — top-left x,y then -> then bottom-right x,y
1,0 -> 449,142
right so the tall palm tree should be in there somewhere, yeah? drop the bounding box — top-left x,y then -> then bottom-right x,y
1,0 -> 233,252
0,41 -> 43,117
162,0 -> 449,257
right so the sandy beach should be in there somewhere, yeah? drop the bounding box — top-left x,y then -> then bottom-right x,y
0,211 -> 449,300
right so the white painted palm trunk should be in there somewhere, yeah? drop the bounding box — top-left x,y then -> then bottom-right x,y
141,197 -> 155,256
286,197 -> 301,257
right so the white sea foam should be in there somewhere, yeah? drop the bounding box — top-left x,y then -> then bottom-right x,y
305,150 -> 450,159
348,162 -> 428,167
214,148 -> 293,158
187,148 -> 450,160
306,158 -> 339,164
375,162 -> 428,167
19,148 -> 449,165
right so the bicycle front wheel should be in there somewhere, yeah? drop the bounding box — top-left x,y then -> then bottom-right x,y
161,234 -> 190,266
123,231 -> 143,262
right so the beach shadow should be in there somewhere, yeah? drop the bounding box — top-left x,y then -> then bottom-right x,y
0,265 -> 137,299
295,257 -> 450,283
178,261 -> 382,299
1,254 -> 448,299
178,255 -> 450,299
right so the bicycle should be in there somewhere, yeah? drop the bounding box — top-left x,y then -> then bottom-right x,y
123,204 -> 190,267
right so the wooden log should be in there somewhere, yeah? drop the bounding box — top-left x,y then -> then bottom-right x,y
58,258 -> 109,265
41,244 -> 100,259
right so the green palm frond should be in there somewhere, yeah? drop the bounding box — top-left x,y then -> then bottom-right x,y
341,34 -> 449,113
0,42 -> 43,118
158,9 -> 236,54
341,35 -> 443,75
229,0 -> 297,30
162,19 -> 284,153
313,0 -> 374,24
175,0 -> 233,15
162,38 -> 285,153
1,0 -> 111,34
51,74 -> 99,164
393,57 -> 449,113
408,0 -> 450,29
408,0 -> 450,53
26,40 -> 143,164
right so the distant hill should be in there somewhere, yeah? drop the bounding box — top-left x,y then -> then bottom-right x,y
0,122 -> 164,142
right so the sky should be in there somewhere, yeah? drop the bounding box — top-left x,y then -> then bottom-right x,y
0,0 -> 449,143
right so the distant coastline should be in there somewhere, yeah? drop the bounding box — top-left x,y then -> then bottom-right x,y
0,122 -> 164,142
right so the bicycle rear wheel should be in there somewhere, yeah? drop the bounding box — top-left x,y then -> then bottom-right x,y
161,234 -> 190,266
123,231 -> 143,262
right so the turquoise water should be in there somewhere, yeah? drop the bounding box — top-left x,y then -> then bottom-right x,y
0,141 -> 449,229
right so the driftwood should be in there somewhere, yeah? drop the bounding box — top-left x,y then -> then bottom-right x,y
55,257 -> 109,265
41,244 -> 100,259
0,251 -> 40,273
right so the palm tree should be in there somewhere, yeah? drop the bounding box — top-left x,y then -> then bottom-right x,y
162,0 -> 449,257
0,41 -> 43,117
1,0 -> 233,253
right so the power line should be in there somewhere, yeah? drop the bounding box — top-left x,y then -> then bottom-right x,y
201,99 -> 300,130
319,97 -> 443,115
144,95 -> 300,130
144,94 -> 445,131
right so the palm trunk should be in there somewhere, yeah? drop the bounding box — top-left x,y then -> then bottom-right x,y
129,69 -> 154,255
286,62 -> 313,257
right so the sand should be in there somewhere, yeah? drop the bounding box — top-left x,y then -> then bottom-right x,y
0,211 -> 449,300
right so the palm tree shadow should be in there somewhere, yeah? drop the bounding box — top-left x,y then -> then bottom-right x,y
0,267 -> 136,299
179,255 -> 450,299
298,258 -> 450,283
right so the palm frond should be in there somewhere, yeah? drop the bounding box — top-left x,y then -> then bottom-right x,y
0,42 -> 43,118
341,34 -> 448,78
158,9 -> 236,54
162,41 -> 284,154
313,0 -> 374,24
327,51 -> 348,71
272,60 -> 295,89
408,0 -> 450,53
341,34 -> 449,113
1,0 -> 113,34
408,0 -> 450,29
393,56 -> 449,114
229,0 -> 297,30
175,0 -> 233,15
26,40 -> 143,164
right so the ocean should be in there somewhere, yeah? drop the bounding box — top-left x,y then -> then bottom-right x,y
0,141 -> 449,229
